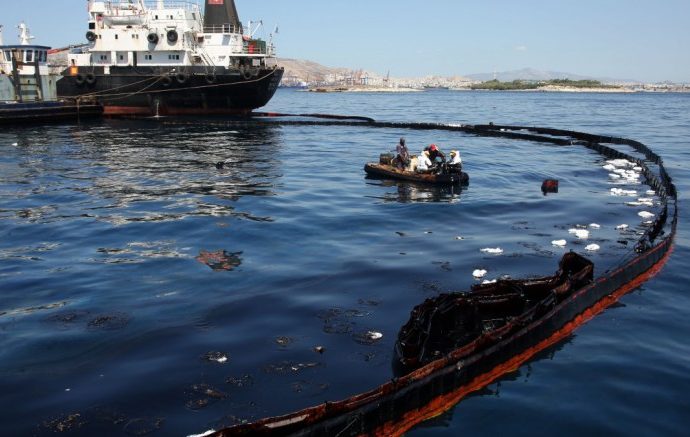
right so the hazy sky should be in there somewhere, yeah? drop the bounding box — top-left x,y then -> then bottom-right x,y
2,0 -> 688,82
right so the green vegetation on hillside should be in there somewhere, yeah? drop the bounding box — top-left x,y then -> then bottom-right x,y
471,78 -> 618,90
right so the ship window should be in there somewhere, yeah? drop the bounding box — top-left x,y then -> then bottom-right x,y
144,54 -> 152,60
89,22 -> 96,30
100,55 -> 107,61
26,51 -> 33,62
4,51 -> 9,61
168,54 -> 180,60
115,34 -> 119,40
192,13 -> 196,20
119,55 -> 124,61
155,15 -> 158,20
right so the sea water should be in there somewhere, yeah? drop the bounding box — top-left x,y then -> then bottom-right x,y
0,89 -> 689,436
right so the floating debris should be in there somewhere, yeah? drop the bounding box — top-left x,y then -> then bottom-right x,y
87,312 -> 131,331
552,239 -> 567,247
472,269 -> 488,279
607,158 -> 633,167
482,279 -> 497,285
568,228 -> 590,239
195,250 -> 242,271
264,361 -> 321,375
353,330 -> 384,345
541,179 -> 559,194
585,244 -> 600,251
455,236 -> 464,240
610,188 -> 638,196
185,384 -> 227,411
225,374 -> 253,388
187,430 -> 216,437
313,346 -> 325,354
638,211 -> 655,219
202,351 -> 229,364
480,247 -> 504,255
275,336 -> 294,347
616,224 -> 629,230
367,331 -> 383,340
646,189 -> 656,195
589,223 -> 601,229
123,417 -> 165,435
42,413 -> 83,432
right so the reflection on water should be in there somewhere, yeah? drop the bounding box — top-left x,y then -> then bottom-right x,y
2,121 -> 284,225
365,177 -> 465,203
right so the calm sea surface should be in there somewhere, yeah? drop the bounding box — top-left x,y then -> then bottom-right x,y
1,90 -> 688,436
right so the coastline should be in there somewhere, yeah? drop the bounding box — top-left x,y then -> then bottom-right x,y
302,85 -> 687,93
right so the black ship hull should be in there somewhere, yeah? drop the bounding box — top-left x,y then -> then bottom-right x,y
56,65 -> 283,116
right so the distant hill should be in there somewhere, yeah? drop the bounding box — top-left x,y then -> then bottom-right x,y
465,68 -> 635,84
278,58 -> 350,84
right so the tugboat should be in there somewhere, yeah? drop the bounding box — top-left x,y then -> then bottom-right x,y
0,23 -> 102,123
56,0 -> 284,116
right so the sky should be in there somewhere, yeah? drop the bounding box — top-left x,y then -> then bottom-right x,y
2,0 -> 689,83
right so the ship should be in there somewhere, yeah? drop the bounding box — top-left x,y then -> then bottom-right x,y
56,0 -> 284,116
1,23 -> 102,123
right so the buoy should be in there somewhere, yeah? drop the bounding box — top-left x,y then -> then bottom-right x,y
541,179 -> 559,195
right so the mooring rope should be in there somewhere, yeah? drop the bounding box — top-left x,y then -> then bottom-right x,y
65,68 -> 281,101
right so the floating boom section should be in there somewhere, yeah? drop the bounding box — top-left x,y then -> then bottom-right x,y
204,0 -> 242,32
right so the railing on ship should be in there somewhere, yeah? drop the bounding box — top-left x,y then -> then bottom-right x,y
140,1 -> 202,12
202,24 -> 242,34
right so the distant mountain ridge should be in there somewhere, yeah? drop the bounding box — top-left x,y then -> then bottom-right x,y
464,68 -> 635,84
277,60 -> 636,85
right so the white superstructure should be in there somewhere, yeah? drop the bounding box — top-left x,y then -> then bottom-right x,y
70,1 -> 278,71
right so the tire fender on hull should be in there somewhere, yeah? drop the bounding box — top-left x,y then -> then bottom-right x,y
167,29 -> 178,44
241,66 -> 259,80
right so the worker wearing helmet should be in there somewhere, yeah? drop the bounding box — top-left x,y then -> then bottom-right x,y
424,144 -> 446,163
448,150 -> 463,174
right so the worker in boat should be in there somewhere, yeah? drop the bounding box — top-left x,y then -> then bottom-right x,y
394,137 -> 410,169
448,150 -> 462,174
424,144 -> 446,163
416,150 -> 432,173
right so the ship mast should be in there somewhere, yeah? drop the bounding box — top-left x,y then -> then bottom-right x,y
18,22 -> 35,45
